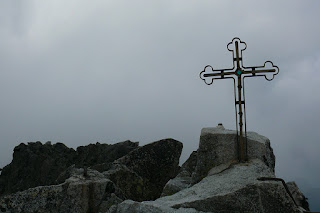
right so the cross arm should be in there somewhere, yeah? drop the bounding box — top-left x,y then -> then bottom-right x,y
200,65 -> 235,85
242,61 -> 279,81
203,71 -> 235,77
243,69 -> 276,74
204,68 -> 276,77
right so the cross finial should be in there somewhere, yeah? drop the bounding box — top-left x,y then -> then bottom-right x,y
199,37 -> 279,162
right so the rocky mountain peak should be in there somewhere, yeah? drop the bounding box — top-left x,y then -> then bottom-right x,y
0,126 -> 309,213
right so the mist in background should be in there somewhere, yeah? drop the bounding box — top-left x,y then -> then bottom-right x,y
0,1 -> 319,210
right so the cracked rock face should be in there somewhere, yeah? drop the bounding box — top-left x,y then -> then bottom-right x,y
107,138 -> 183,201
0,126 -> 308,213
109,160 -> 303,213
287,181 -> 310,210
192,127 -> 275,184
0,169 -> 111,213
111,127 -> 306,213
161,151 -> 197,197
0,142 -> 76,196
0,138 -> 183,213
0,140 -> 139,196
162,126 -> 276,197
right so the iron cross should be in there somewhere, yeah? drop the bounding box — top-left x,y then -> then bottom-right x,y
200,37 -> 279,162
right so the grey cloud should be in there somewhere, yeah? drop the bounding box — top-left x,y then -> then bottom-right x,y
0,0 -> 320,209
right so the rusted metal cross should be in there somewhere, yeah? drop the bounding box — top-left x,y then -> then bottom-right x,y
200,37 -> 279,162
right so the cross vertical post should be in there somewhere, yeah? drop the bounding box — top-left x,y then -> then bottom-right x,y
235,40 -> 246,162
200,37 -> 279,162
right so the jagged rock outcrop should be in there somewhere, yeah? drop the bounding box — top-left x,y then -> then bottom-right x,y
105,138 -> 183,201
162,125 -> 276,197
110,125 -> 307,213
0,168 -> 113,213
161,151 -> 197,197
109,160 -> 304,213
0,142 -> 76,195
0,138 -> 183,213
0,125 -> 309,213
287,181 -> 309,210
0,140 -> 139,196
192,125 -> 275,183
75,140 -> 139,169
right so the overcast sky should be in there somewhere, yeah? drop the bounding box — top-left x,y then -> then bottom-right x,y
0,0 -> 320,208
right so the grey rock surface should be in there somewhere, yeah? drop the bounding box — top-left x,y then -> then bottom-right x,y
160,170 -> 192,197
75,140 -> 139,169
0,142 -> 76,195
162,125 -> 276,197
109,159 -> 304,213
287,181 -> 310,211
106,138 -> 183,201
0,138 -> 184,212
0,168 -> 111,213
0,127 -> 309,213
180,151 -> 198,175
161,151 -> 197,197
108,200 -> 207,213
0,140 -> 139,196
192,126 -> 275,183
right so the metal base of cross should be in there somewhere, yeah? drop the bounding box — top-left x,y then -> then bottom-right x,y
237,135 -> 248,162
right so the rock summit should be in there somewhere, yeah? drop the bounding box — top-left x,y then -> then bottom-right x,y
0,125 -> 309,213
